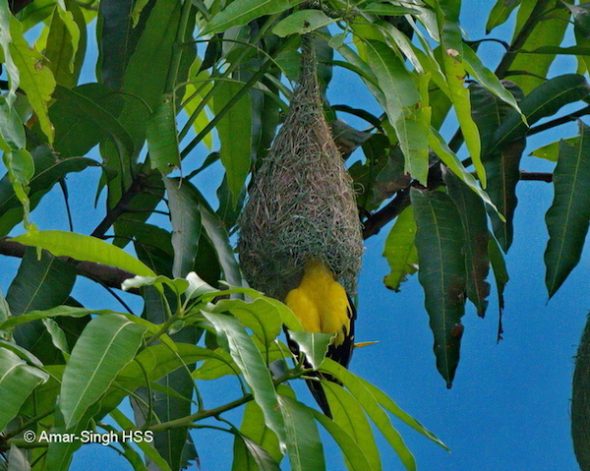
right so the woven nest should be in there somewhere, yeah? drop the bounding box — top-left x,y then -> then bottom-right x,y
238,37 -> 363,300
573,315 -> 590,470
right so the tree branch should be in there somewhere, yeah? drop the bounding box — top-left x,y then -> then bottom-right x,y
362,189 -> 411,239
0,238 -> 136,292
528,105 -> 590,136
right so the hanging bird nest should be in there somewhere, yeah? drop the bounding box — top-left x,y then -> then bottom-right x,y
238,35 -> 364,300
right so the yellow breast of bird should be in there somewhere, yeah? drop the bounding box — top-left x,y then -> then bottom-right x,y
285,260 -> 351,346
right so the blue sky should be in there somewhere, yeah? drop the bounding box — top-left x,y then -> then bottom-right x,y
1,1 -> 588,469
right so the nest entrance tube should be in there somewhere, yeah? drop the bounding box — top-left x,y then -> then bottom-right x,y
238,34 -> 364,300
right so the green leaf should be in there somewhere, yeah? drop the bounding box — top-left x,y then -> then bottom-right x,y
9,15 -> 56,143
42,317 -> 70,355
462,46 -> 524,122
2,148 -> 34,226
191,183 -> 243,286
288,332 -> 332,369
362,380 -> 448,450
444,171 -> 490,316
411,188 -> 466,388
323,381 -> 381,471
509,2 -> 570,93
213,80 -> 252,205
147,95 -> 181,174
486,0 -> 520,33
0,289 -> 9,325
428,127 -> 497,212
383,205 -> 418,292
203,311 -> 286,449
204,0 -> 296,35
530,139 -> 577,162
273,10 -> 335,37
232,433 -> 280,471
544,123 -> 590,298
6,249 -> 76,363
59,314 -> 147,428
97,0 -> 139,90
470,82 -> 525,251
45,1 -> 82,88
433,1 -> 484,186
488,235 -> 509,339
0,96 -> 25,150
0,347 -> 48,430
312,411 -> 372,471
238,400 -> 282,465
53,85 -> 134,160
320,359 -> 416,470
364,40 -> 429,184
494,75 -> 590,150
164,179 -> 202,277
13,229 -> 156,277
279,395 -> 325,471
110,409 -> 173,471
216,298 -> 283,348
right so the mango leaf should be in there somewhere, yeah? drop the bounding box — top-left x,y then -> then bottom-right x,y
0,2 -> 20,104
216,298 -> 283,349
204,0 -> 297,35
488,235 -> 509,341
444,171 -> 490,316
312,411 -> 372,471
110,409 -> 173,471
383,205 -> 418,292
59,314 -> 147,428
53,85 -> 134,160
364,40 -> 429,184
544,123 -> 590,298
213,80 -> 252,205
273,10 -> 334,37
362,3 -> 417,16
190,182 -> 243,287
97,0 -> 140,90
279,395 -> 325,471
163,178 -> 202,278
6,249 -> 76,363
486,0 -> 521,33
361,380 -> 448,450
470,82 -> 525,251
13,229 -> 156,277
9,15 -> 56,143
238,400 -> 282,466
147,95 -> 181,174
45,0 -> 83,88
320,359 -> 416,471
232,434 -> 280,471
411,188 -> 466,388
508,2 -> 570,93
493,75 -> 590,150
2,148 -> 33,226
203,311 -> 287,449
428,127 -> 497,211
0,347 -> 48,430
323,381 -> 381,471
462,46 -> 523,121
288,332 -> 332,369
530,139 -> 577,162
433,2 -> 484,186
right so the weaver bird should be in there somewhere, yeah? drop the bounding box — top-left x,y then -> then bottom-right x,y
285,258 -> 355,416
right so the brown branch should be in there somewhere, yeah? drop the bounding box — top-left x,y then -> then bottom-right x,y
0,238 -> 136,292
362,189 -> 411,239
519,171 -> 553,182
